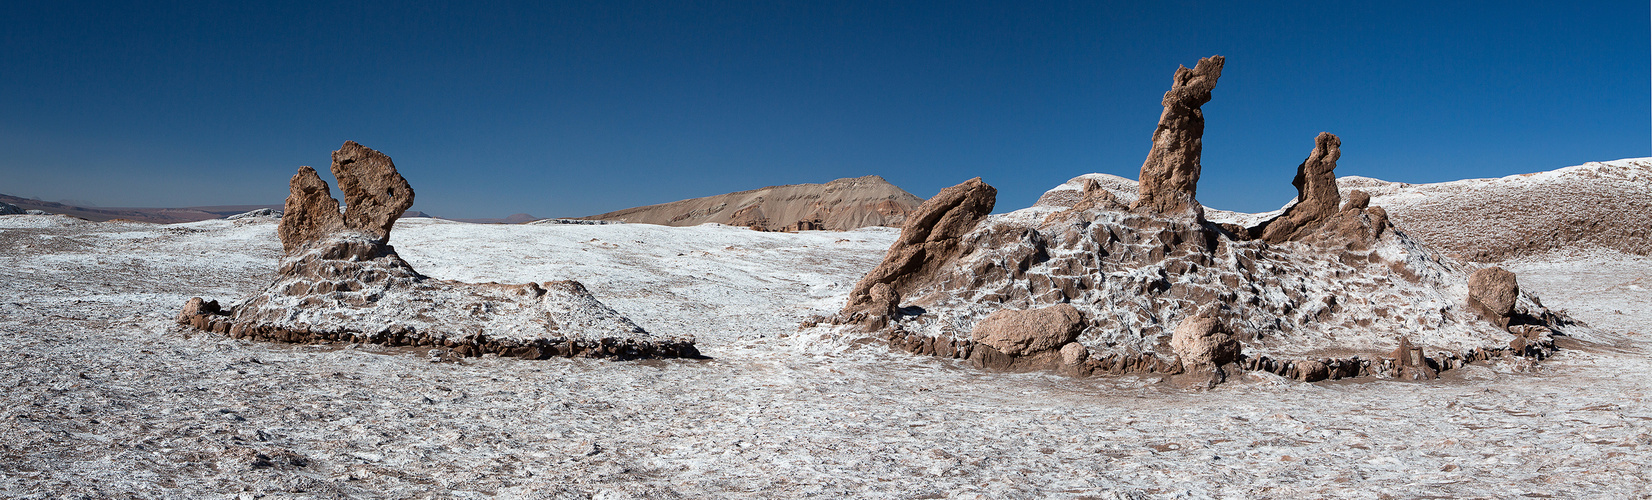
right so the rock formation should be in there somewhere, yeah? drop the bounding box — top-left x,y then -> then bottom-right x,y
1254,133 -> 1343,243
179,141 -> 698,360
1467,266 -> 1520,327
0,202 -> 22,215
839,177 -> 995,329
579,175 -> 924,231
1131,55 -> 1224,220
830,56 -> 1586,385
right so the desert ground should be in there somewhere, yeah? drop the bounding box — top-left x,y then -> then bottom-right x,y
1,206 -> 1649,499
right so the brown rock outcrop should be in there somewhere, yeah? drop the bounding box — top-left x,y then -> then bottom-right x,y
332,141 -> 415,244
182,141 -> 697,361
1467,266 -> 1520,327
1256,133 -> 1343,243
841,177 -> 996,321
1132,55 -> 1225,220
278,166 -> 346,253
969,304 -> 1084,357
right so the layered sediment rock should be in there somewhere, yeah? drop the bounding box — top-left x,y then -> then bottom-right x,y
179,142 -> 698,360
834,57 -> 1585,385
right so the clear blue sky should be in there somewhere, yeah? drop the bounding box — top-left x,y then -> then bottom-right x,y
2,1 -> 1647,218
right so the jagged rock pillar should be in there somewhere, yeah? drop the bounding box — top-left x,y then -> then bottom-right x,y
1132,55 -> 1225,221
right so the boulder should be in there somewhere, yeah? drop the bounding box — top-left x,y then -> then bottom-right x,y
1257,132 -> 1343,243
970,304 -> 1084,356
1467,266 -> 1520,326
1170,315 -> 1240,370
0,202 -> 22,215
1132,55 -> 1225,220
841,177 -> 996,319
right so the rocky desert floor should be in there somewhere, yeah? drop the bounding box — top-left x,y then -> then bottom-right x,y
1,215 -> 1649,499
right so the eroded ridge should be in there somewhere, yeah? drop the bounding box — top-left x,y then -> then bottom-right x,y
830,57 -> 1585,386
178,141 -> 699,360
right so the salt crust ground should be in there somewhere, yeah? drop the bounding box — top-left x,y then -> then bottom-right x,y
1,215 -> 1649,498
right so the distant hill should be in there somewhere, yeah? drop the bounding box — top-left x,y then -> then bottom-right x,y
0,193 -> 283,223
1339,158 -> 1652,262
444,213 -> 539,224
0,193 -> 430,223
577,175 -> 924,231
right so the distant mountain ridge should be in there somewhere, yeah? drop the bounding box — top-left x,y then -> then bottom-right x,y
0,193 -> 431,223
577,175 -> 924,231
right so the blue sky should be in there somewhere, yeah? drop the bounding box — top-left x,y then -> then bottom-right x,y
2,1 -> 1647,218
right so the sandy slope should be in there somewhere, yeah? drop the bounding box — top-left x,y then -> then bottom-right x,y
577,175 -> 923,231
0,215 -> 1649,498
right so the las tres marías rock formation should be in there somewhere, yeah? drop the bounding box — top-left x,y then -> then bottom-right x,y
178,141 -> 699,360
832,55 -> 1587,387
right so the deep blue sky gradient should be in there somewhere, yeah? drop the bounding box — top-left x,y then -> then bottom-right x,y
2,1 -> 1647,218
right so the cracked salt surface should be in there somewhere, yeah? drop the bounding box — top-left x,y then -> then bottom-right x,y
1,215 -> 1649,498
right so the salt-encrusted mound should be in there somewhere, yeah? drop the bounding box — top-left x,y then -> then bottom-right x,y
836,57 -> 1586,385
178,142 -> 698,360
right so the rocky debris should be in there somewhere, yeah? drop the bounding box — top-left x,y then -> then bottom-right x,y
1132,55 -> 1224,220
1388,337 -> 1439,381
0,201 -> 23,215
180,141 -> 698,360
840,177 -> 995,323
969,303 -> 1084,357
837,57 -> 1583,386
226,208 -> 282,220
1255,133 -> 1344,243
1337,158 -> 1652,262
579,175 -> 925,231
25,209 -> 50,215
1468,266 -> 1520,327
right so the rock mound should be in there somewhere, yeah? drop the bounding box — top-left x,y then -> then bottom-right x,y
1337,159 -> 1652,261
179,142 -> 698,360
834,56 -> 1585,385
578,175 -> 924,231
0,202 -> 23,215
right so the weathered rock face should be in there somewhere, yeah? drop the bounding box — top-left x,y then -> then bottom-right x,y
840,177 -> 996,323
1132,55 -> 1224,220
970,304 -> 1084,357
1256,133 -> 1344,243
332,141 -> 415,244
1468,267 -> 1520,327
278,166 -> 346,253
0,202 -> 23,215
182,142 -> 698,360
